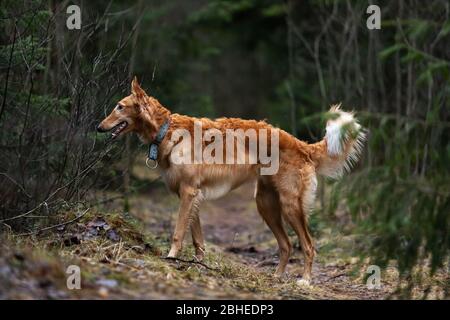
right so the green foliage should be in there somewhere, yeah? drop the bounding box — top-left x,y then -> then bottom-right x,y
379,44 -> 405,60
406,19 -> 432,41
0,36 -> 48,71
189,0 -> 255,24
340,168 -> 449,274
260,4 -> 285,17
338,90 -> 449,283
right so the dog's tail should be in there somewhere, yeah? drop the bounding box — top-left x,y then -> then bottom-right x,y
310,104 -> 366,179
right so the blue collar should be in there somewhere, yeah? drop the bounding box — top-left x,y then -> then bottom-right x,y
148,119 -> 170,161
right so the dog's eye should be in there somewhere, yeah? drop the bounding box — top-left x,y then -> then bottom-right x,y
116,105 -> 123,111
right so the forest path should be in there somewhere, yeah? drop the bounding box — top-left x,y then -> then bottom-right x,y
0,164 -> 396,300
200,183 -> 387,300
126,163 -> 393,300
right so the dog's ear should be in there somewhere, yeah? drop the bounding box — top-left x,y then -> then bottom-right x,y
131,76 -> 147,100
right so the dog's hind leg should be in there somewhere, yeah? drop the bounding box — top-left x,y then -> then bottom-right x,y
190,213 -> 205,261
168,184 -> 203,258
276,170 -> 316,285
255,177 -> 292,277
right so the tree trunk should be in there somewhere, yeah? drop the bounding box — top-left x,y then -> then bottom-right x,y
124,0 -> 144,212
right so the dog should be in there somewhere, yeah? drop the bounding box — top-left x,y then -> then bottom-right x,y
97,77 -> 365,285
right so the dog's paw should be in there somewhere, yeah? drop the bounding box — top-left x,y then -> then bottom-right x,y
297,278 -> 313,288
167,249 -> 178,259
193,247 -> 205,262
194,254 -> 204,262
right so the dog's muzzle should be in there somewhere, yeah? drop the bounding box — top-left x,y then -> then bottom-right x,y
96,125 -> 107,133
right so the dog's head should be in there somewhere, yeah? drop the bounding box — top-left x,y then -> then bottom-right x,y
97,77 -> 151,139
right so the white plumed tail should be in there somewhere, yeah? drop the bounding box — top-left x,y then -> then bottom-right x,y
317,104 -> 366,179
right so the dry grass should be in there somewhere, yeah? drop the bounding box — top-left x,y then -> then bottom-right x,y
0,182 -> 447,299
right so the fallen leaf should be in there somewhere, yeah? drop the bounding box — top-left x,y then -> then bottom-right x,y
106,229 -> 120,242
87,218 -> 107,229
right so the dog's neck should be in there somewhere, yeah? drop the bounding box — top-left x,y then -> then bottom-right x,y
136,97 -> 171,144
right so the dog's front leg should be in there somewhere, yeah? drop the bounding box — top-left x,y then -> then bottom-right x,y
190,213 -> 205,261
167,184 -> 202,258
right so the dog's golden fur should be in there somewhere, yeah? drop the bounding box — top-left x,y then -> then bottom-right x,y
98,78 -> 365,284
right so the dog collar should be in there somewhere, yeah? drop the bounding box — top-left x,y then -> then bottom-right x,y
147,119 -> 170,162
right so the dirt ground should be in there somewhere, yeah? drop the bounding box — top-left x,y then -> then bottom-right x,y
0,162 -> 447,300
126,179 -> 394,300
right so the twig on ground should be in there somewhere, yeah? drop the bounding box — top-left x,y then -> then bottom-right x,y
17,208 -> 90,236
162,256 -> 220,272
328,273 -> 347,281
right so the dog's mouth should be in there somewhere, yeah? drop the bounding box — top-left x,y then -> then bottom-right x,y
110,121 -> 128,139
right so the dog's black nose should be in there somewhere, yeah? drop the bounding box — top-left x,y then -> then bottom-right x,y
97,125 -> 106,133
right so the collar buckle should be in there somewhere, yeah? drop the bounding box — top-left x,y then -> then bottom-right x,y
146,119 -> 170,169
